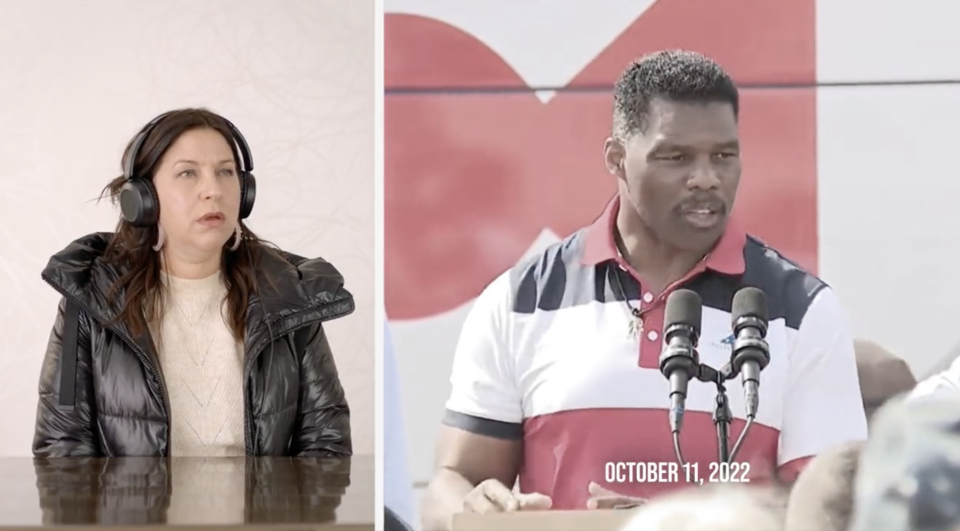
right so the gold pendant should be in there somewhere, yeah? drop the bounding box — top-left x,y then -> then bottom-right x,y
627,315 -> 643,340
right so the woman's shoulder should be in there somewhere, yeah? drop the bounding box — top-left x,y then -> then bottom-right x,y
266,247 -> 344,282
257,246 -> 354,312
44,232 -> 114,272
41,232 -> 116,292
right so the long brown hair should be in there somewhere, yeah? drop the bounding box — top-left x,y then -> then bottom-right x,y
99,108 -> 276,342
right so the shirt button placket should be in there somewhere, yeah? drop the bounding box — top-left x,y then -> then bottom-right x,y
642,292 -> 656,342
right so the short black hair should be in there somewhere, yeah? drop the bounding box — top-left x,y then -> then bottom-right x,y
612,49 -> 739,140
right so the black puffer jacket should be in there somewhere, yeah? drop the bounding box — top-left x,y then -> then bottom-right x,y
33,232 -> 355,458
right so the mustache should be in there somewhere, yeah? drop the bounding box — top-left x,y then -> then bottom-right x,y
677,196 -> 727,213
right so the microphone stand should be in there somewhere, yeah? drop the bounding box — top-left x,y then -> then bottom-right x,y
693,363 -> 737,465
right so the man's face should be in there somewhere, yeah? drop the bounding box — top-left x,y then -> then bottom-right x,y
609,98 -> 741,252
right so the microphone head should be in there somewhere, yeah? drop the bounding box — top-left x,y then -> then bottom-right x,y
664,289 -> 702,336
732,287 -> 768,325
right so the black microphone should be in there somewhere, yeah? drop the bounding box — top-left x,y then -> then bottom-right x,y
730,287 -> 771,419
659,289 -> 702,434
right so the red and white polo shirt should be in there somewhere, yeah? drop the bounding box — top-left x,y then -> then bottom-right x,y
443,197 -> 868,509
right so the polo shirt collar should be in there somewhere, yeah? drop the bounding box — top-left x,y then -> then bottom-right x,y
580,195 -> 746,275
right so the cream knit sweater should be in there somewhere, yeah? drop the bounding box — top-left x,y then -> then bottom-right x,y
151,271 -> 246,458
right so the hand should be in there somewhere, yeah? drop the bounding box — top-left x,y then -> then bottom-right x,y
462,479 -> 553,514
586,481 -> 648,510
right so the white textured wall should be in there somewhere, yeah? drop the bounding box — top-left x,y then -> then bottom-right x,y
0,0 -> 375,457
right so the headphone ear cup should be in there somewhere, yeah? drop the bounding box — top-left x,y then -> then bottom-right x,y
119,180 -> 159,227
239,172 -> 256,220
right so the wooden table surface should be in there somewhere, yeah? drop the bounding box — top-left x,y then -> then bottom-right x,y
0,455 -> 373,530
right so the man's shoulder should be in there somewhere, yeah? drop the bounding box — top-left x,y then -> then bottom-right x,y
469,229 -> 592,319
505,228 -> 589,274
910,356 -> 960,399
741,235 -> 832,330
742,234 -> 826,287
489,229 -> 592,314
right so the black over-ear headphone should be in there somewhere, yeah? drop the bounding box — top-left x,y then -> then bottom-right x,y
118,111 -> 258,227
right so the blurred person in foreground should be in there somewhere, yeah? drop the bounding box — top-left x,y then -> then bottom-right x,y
618,484 -> 787,531
783,440 -> 863,531
421,50 -> 866,530
909,354 -> 960,400
850,392 -> 960,531
34,108 -> 354,458
853,339 -> 916,423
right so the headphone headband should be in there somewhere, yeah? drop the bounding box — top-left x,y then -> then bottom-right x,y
122,110 -> 255,181
118,109 -> 259,227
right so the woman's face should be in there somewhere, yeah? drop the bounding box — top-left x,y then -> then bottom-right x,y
152,128 -> 242,259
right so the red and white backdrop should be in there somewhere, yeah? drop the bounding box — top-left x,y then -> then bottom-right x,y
385,0 -> 960,492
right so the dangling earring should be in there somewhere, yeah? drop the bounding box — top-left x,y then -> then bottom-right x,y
229,224 -> 242,251
152,225 -> 166,251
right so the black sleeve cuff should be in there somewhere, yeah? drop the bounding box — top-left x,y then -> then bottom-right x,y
442,410 -> 523,440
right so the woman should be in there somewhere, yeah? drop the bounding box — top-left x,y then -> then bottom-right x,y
33,108 -> 354,458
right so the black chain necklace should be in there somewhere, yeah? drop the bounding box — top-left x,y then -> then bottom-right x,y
608,266 -> 644,340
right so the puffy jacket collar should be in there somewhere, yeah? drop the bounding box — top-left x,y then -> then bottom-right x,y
41,232 -> 355,349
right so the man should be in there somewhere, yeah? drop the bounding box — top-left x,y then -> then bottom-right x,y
909,355 -> 960,400
854,339 -> 916,422
784,440 -> 864,531
421,50 -> 867,530
851,393 -> 960,531
618,484 -> 787,531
